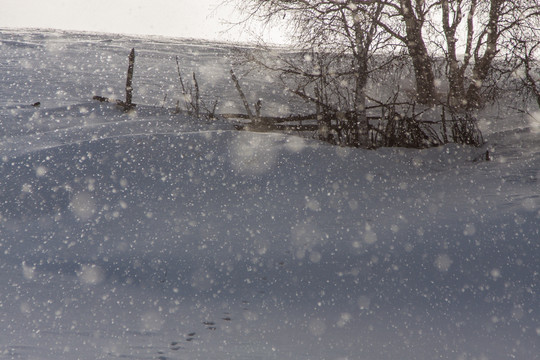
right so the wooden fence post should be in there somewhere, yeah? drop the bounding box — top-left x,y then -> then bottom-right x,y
125,48 -> 135,108
92,48 -> 137,110
230,69 -> 254,121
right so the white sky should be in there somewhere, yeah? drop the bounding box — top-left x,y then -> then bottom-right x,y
0,0 -> 283,43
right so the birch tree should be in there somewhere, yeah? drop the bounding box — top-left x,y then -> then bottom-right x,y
436,0 -> 540,109
355,0 -> 540,108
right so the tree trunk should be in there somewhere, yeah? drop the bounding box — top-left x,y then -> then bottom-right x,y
442,0 -> 458,106
409,44 -> 436,104
465,0 -> 501,109
400,0 -> 436,104
352,10 -> 373,147
355,83 -> 369,147
442,0 -> 470,108
447,65 -> 466,107
354,48 -> 369,147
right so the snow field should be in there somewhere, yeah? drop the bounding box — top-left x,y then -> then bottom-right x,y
0,28 -> 539,360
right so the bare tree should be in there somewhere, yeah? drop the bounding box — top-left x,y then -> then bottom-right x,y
351,0 -> 540,108
231,0 -> 540,142
369,0 -> 438,104
434,0 -> 540,109
506,23 -> 540,109
232,0 -> 391,147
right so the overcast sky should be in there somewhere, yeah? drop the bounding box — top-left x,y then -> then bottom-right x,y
0,0 -> 282,43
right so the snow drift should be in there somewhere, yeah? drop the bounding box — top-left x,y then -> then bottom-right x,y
0,28 -> 538,360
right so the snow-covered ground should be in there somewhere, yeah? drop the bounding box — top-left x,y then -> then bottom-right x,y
0,28 -> 539,360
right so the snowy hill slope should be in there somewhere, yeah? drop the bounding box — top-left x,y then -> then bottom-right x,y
0,29 -> 539,360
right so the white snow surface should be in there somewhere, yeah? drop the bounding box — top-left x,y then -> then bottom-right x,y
0,28 -> 539,360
